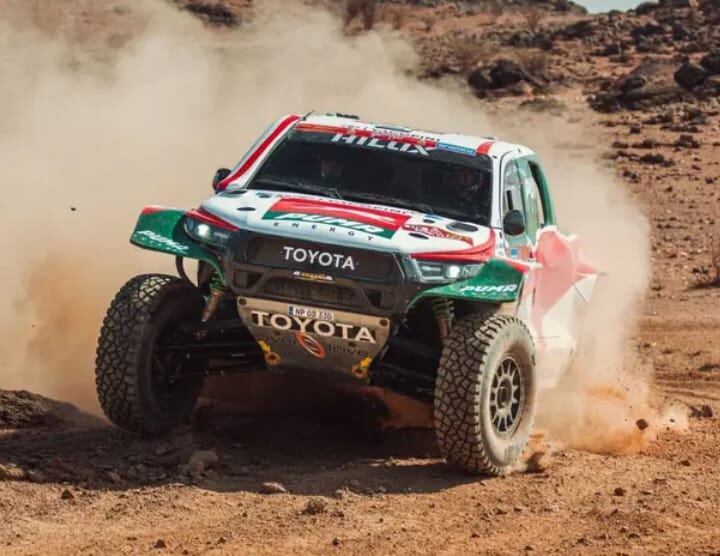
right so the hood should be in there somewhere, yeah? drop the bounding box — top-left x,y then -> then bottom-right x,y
200,189 -> 493,255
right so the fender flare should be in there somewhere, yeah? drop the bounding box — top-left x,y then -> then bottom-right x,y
129,207 -> 225,279
408,258 -> 527,308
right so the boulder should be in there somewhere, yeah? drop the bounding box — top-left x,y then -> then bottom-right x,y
467,67 -> 493,92
490,59 -> 527,88
700,49 -> 720,74
674,62 -> 708,88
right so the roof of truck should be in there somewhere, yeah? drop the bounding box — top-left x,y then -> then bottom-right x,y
216,113 -> 536,190
297,113 -> 535,159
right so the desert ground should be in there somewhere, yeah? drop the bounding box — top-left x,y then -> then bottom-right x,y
0,1 -> 719,554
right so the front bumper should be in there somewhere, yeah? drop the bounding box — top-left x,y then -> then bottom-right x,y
221,230 -> 428,378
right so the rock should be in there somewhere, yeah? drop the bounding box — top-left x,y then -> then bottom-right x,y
700,50 -> 720,74
27,469 -> 46,483
183,1 -> 238,27
60,489 -> 74,500
680,458 -> 691,466
260,481 -> 288,494
490,59 -> 533,89
636,418 -> 650,431
467,67 -> 493,92
675,134 -> 701,148
154,539 -> 167,549
690,404 -> 714,418
331,537 -> 341,546
640,153 -> 674,166
672,22 -> 693,41
107,471 -> 123,484
187,450 -> 218,474
0,464 -> 27,481
620,74 -> 648,93
614,486 -> 626,496
675,62 -> 708,89
631,21 -> 666,40
695,75 -> 720,97
557,19 -> 598,40
303,498 -> 328,515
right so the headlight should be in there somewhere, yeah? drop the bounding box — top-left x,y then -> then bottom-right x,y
184,211 -> 236,247
405,258 -> 484,283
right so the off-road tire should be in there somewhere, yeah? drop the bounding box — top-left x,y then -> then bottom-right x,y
95,274 -> 206,436
434,313 -> 537,475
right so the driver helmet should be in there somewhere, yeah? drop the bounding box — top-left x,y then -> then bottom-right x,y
320,159 -> 342,180
442,167 -> 483,202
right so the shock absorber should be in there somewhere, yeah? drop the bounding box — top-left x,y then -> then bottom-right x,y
432,297 -> 454,340
201,272 -> 226,323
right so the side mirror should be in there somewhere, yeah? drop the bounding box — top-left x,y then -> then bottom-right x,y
212,168 -> 232,191
503,210 -> 526,236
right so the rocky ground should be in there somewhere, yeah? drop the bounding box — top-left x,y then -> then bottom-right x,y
1,0 -> 720,554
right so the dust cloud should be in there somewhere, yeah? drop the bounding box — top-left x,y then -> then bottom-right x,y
0,0 -> 671,452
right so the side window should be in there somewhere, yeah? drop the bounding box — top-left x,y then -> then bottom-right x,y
517,159 -> 548,243
502,160 -> 524,218
526,161 -> 546,227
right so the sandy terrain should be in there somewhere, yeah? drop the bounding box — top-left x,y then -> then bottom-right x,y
0,1 -> 719,554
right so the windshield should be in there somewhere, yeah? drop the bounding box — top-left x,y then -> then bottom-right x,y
247,130 -> 494,224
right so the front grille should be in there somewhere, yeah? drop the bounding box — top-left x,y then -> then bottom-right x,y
246,236 -> 398,283
224,230 -> 421,317
260,277 -> 360,309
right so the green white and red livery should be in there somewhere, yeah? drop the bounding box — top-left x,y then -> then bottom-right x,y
95,113 -> 598,475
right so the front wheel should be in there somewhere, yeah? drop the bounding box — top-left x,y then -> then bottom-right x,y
434,313 -> 537,475
95,274 -> 206,436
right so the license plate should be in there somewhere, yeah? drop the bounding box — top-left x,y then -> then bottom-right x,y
288,305 -> 335,321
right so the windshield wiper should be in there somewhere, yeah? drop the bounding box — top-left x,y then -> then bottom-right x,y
341,192 -> 434,215
253,177 -> 344,200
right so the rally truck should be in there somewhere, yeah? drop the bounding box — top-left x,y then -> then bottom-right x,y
95,113 -> 598,475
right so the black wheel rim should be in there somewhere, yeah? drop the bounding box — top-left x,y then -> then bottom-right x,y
489,356 -> 524,437
152,327 -> 196,403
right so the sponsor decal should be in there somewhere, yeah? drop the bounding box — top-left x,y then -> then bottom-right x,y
295,332 -> 326,359
283,246 -> 356,271
264,198 -> 410,239
436,142 -> 476,157
331,133 -> 435,156
403,224 -> 473,246
459,284 -> 518,294
292,270 -> 334,283
251,310 -> 377,344
133,230 -> 189,253
510,247 -> 519,259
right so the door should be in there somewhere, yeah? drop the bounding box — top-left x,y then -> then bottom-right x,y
511,157 -> 599,388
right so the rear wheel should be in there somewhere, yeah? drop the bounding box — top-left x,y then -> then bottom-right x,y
95,274 -> 206,435
434,313 -> 537,475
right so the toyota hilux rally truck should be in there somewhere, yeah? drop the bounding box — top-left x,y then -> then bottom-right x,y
95,113 -> 598,475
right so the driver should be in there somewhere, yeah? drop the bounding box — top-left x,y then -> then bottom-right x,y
319,159 -> 342,181
441,167 -> 487,203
